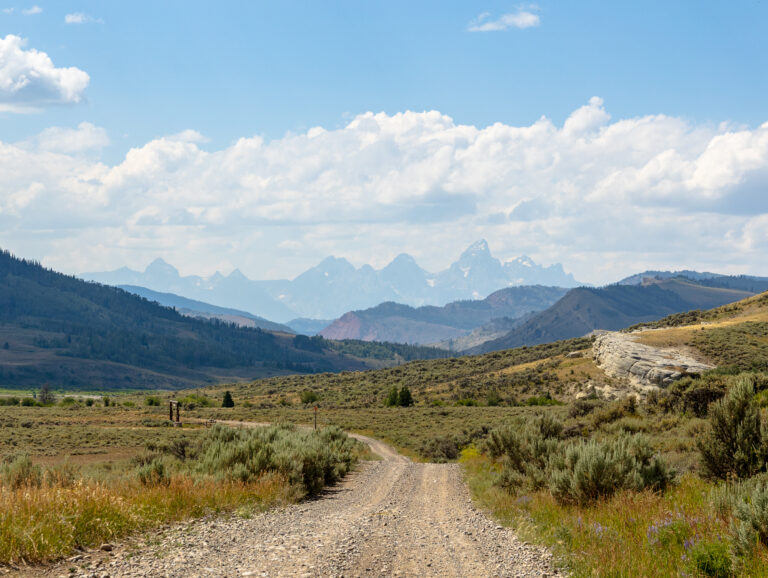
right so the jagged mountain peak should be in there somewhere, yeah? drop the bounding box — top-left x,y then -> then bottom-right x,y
227,268 -> 248,281
144,258 -> 180,279
386,253 -> 418,267
460,239 -> 492,260
509,255 -> 535,268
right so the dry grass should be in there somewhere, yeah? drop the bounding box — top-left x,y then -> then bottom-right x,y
0,473 -> 293,564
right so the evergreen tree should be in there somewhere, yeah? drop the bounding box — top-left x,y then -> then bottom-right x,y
385,386 -> 399,407
222,390 -> 235,408
38,383 -> 54,405
398,385 -> 414,407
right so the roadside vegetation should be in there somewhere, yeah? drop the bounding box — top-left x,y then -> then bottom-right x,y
0,417 -> 362,565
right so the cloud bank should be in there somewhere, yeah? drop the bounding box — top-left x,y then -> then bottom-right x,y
1,98 -> 767,283
0,35 -> 90,113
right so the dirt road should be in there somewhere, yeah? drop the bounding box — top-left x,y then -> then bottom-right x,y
35,429 -> 563,577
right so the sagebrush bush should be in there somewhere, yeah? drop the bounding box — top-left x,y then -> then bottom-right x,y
732,482 -> 768,557
193,424 -> 358,496
486,414 -> 564,491
698,377 -> 767,480
137,457 -> 171,487
1,453 -> 42,489
548,434 -> 674,504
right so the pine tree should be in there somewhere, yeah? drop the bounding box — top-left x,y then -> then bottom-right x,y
222,390 -> 235,408
38,383 -> 54,405
398,385 -> 414,407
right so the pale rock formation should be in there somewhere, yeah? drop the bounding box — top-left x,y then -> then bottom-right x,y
593,330 -> 713,392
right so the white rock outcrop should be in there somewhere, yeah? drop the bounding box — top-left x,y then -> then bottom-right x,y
593,331 -> 713,390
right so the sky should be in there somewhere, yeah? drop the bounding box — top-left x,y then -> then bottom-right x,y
0,0 -> 767,284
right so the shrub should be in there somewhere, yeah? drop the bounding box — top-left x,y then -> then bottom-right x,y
688,540 -> 733,578
300,390 -> 318,404
486,414 -> 564,491
136,457 -> 170,487
486,390 -> 502,406
398,386 -> 414,407
193,424 -> 358,497
732,482 -> 768,557
568,398 -> 601,418
1,453 -> 42,489
385,386 -> 398,407
37,383 -> 55,405
548,434 -> 674,504
20,397 -> 37,407
592,402 -> 626,427
145,395 -> 161,406
420,436 -> 460,462
0,397 -> 20,406
178,393 -> 213,409
698,377 -> 766,480
525,394 -> 562,406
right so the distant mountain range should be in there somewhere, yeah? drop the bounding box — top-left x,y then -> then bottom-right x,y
81,240 -> 581,322
468,276 -> 768,354
0,250 -> 447,390
319,286 -> 568,345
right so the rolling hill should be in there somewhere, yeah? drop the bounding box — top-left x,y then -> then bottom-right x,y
319,285 -> 568,345
469,277 -> 764,354
119,285 -> 294,333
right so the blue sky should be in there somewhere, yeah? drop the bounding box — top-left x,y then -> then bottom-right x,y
1,1 -> 767,284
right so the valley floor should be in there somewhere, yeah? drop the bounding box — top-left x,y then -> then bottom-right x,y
24,430 -> 561,578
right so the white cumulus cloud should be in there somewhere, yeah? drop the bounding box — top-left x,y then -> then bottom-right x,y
21,5 -> 41,15
0,35 -> 90,113
30,122 -> 110,154
1,99 -> 768,283
468,9 -> 540,32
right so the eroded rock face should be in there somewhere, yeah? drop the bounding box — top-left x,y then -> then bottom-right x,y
593,331 -> 713,390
